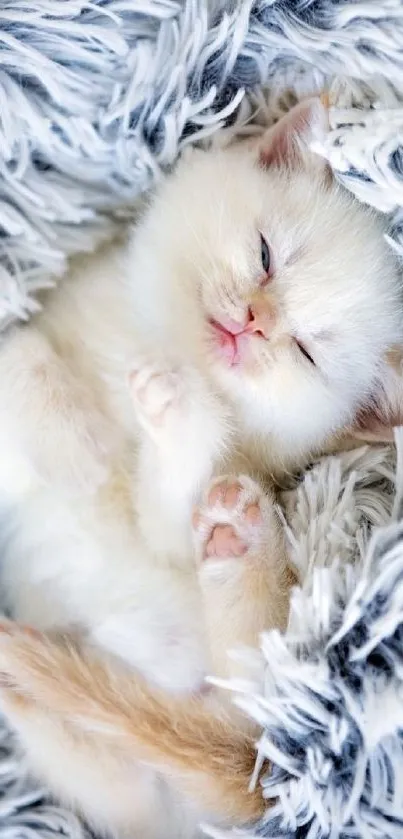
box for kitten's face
[138,101,403,454]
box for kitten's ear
[350,347,403,444]
[258,97,329,172]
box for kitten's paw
[129,359,188,434]
[193,475,272,570]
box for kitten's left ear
[349,346,403,444]
[258,97,329,173]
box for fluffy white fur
[0,99,402,839]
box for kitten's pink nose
[246,296,277,339]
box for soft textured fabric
[1,2,403,839]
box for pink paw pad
[206,524,247,558]
[193,475,265,563]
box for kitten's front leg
[193,474,294,681]
[129,358,230,558]
[0,328,113,494]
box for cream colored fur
[0,99,402,839]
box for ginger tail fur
[0,624,268,824]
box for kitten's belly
[0,490,113,629]
[0,485,209,693]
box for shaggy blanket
[1,1,403,839]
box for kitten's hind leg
[194,475,294,680]
[129,357,230,558]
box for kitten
[0,97,402,838]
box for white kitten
[0,98,401,839]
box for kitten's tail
[0,623,267,824]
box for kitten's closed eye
[295,339,315,366]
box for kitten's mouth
[208,319,248,367]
